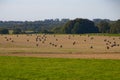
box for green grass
[84,33,120,36]
[54,33,120,36]
[53,33,120,37]
[0,56,120,80]
[9,30,13,34]
[97,33,120,36]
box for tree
[71,22,80,34]
[52,27,62,34]
[0,19,68,34]
[0,28,9,34]
[62,18,98,34]
[62,21,75,34]
[12,28,22,34]
[110,20,120,33]
[97,21,110,33]
[41,29,49,33]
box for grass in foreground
[0,56,120,80]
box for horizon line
[0,18,119,21]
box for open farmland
[0,34,120,53]
[0,34,120,79]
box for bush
[0,28,9,34]
[12,28,22,34]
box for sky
[0,0,120,21]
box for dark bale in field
[90,46,93,49]
[36,44,39,47]
[11,40,14,43]
[84,40,86,42]
[87,35,90,37]
[27,39,29,42]
[36,38,38,42]
[60,45,63,48]
[90,37,94,40]
[106,43,109,45]
[9,38,12,40]
[39,38,41,41]
[117,44,119,46]
[113,38,115,40]
[4,37,7,39]
[73,41,76,45]
[49,42,52,45]
[54,45,57,47]
[52,43,55,46]
[56,39,58,41]
[107,46,110,49]
[42,41,44,44]
[109,42,111,44]
[104,39,107,42]
[6,39,9,41]
[44,39,46,41]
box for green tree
[97,21,110,33]
[62,18,98,34]
[110,20,120,33]
[0,28,9,34]
[52,27,62,34]
[71,22,80,34]
[12,28,22,34]
[62,21,74,34]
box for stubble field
[0,34,120,59]
[0,34,120,52]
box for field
[0,34,120,54]
[0,56,120,80]
[0,34,120,79]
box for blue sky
[0,0,120,21]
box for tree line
[0,18,120,34]
[0,19,69,34]
[53,18,120,34]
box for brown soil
[0,52,120,59]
